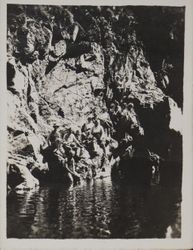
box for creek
[7,177,181,238]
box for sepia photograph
[1,0,193,249]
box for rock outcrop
[7,5,184,189]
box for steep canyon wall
[7,5,184,188]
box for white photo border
[0,0,193,249]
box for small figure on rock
[81,116,94,139]
[48,124,61,147]
[91,119,104,143]
[91,119,107,158]
[63,127,82,149]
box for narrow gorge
[7,5,184,189]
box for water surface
[7,178,181,238]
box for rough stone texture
[7,5,183,188]
[7,41,108,189]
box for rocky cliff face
[7,5,184,189]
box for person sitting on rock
[91,119,107,159]
[63,127,82,149]
[52,138,65,161]
[91,119,104,143]
[48,124,61,147]
[81,116,94,139]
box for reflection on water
[7,179,181,238]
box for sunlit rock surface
[7,5,183,189]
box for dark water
[7,178,181,238]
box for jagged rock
[7,5,183,187]
[7,59,27,95]
[7,161,39,190]
[39,42,105,128]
